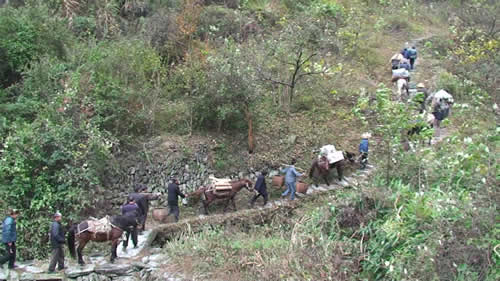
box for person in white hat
[413,83,429,113]
[359,133,371,169]
[48,212,65,273]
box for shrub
[0,4,70,87]
[197,6,244,41]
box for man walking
[121,196,139,250]
[281,159,302,200]
[129,184,160,231]
[48,212,65,273]
[0,209,18,269]
[250,171,268,207]
[407,46,417,70]
[166,178,186,222]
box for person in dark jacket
[48,212,65,273]
[400,60,411,71]
[166,178,186,222]
[250,171,268,207]
[0,209,19,269]
[121,196,139,250]
[401,47,408,59]
[129,184,159,231]
[407,46,417,70]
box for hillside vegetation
[0,0,498,280]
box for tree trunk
[245,108,255,154]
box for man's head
[54,211,62,222]
[9,209,19,219]
[291,158,297,165]
[261,170,268,177]
[127,195,135,204]
[171,177,179,184]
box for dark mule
[188,179,252,215]
[404,120,433,150]
[309,151,356,186]
[68,214,139,265]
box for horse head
[344,151,356,163]
[240,178,253,191]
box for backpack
[408,49,417,59]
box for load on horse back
[390,53,404,70]
[392,68,410,102]
[68,214,139,265]
[309,145,356,186]
[188,178,252,215]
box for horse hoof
[79,262,85,266]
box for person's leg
[8,242,15,268]
[282,182,290,197]
[48,248,58,272]
[290,182,296,200]
[57,247,65,270]
[262,191,268,205]
[0,243,10,265]
[173,206,180,222]
[131,227,138,248]
[249,193,259,206]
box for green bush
[197,6,245,41]
[0,4,70,87]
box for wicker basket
[296,182,309,193]
[272,175,285,188]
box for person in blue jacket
[359,133,370,169]
[250,171,268,207]
[0,209,19,269]
[281,159,302,200]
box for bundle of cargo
[319,144,344,164]
[391,68,410,82]
[209,176,233,193]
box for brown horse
[188,178,252,215]
[68,214,139,265]
[309,151,356,186]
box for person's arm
[176,186,186,198]
[292,167,302,177]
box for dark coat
[50,221,65,248]
[130,192,148,216]
[167,183,185,206]
[121,203,139,217]
[254,175,267,195]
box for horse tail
[68,224,77,259]
[309,160,316,178]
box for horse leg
[223,199,231,213]
[77,239,87,265]
[232,196,237,211]
[337,165,344,181]
[323,174,330,186]
[202,200,209,215]
[110,238,119,263]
